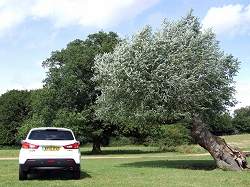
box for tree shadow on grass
[119,159,217,171]
[27,170,91,180]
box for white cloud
[229,78,250,113]
[78,0,141,28]
[235,79,250,107]
[8,71,45,92]
[202,4,250,37]
[25,42,36,49]
[0,73,43,95]
[3,59,47,93]
[0,0,161,38]
[0,0,31,38]
[30,0,84,27]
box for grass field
[1,134,250,187]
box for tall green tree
[41,31,121,153]
[0,90,32,145]
[233,106,250,133]
[93,11,247,170]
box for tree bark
[91,136,102,154]
[190,115,249,171]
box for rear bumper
[20,158,80,172]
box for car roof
[29,127,72,131]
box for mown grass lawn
[1,134,250,187]
[1,155,250,187]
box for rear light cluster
[21,142,79,149]
[22,142,39,149]
[63,142,79,149]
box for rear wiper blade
[50,138,64,140]
[46,138,64,140]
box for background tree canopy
[0,90,32,145]
[40,31,121,152]
[233,106,250,133]
[42,33,119,112]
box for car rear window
[28,129,74,140]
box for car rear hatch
[24,128,78,157]
[27,140,77,157]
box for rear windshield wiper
[46,138,64,140]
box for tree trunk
[91,136,102,154]
[190,115,249,171]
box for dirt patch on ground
[0,153,212,160]
[0,157,18,160]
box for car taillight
[63,142,79,149]
[22,142,39,149]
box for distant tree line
[0,88,249,148]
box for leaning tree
[93,11,248,170]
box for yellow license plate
[44,147,60,151]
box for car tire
[72,170,80,179]
[19,167,28,180]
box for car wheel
[19,167,28,180]
[72,170,80,179]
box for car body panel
[18,127,81,180]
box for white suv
[19,127,81,180]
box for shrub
[143,123,194,147]
[109,136,134,147]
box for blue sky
[0,0,249,112]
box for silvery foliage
[93,11,240,124]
